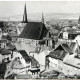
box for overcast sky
[0,1,80,17]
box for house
[0,48,11,62]
[45,43,72,69]
[4,50,32,78]
[16,4,51,54]
[8,32,18,42]
[58,29,80,43]
[11,50,31,68]
[4,50,41,78]
[46,42,80,77]
[46,49,68,72]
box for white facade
[4,51,31,78]
[34,50,50,65]
[49,53,80,76]
[15,38,39,54]
[12,51,31,68]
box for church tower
[22,3,28,23]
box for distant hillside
[0,13,79,22]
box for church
[16,4,52,54]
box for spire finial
[23,3,28,23]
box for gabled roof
[19,50,31,62]
[30,56,39,68]
[0,48,11,55]
[47,50,67,61]
[54,43,72,53]
[12,57,25,69]
[19,22,48,40]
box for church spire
[23,3,28,23]
[41,12,44,23]
[78,16,80,24]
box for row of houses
[46,36,80,77]
[2,3,80,79]
[0,48,40,79]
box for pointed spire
[42,12,44,23]
[23,3,28,23]
[78,16,80,24]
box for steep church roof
[19,22,48,40]
[19,4,48,40]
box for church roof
[19,22,48,40]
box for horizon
[0,1,80,17]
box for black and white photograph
[0,0,80,79]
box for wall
[15,38,39,54]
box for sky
[0,1,80,17]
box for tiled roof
[47,50,67,61]
[19,50,31,62]
[0,48,11,55]
[30,56,39,68]
[19,22,48,40]
[55,43,72,53]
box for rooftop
[0,48,11,55]
[19,22,48,40]
[55,43,72,53]
[19,50,31,62]
[47,50,67,61]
